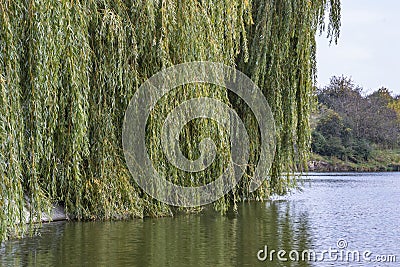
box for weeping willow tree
[0,0,340,241]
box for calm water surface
[1,173,399,266]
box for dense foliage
[0,0,340,241]
[312,76,400,161]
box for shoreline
[308,161,400,172]
[308,151,400,172]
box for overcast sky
[316,0,400,95]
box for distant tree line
[312,76,400,162]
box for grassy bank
[309,149,400,172]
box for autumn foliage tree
[313,76,400,161]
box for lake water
[1,173,399,266]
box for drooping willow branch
[0,0,340,241]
